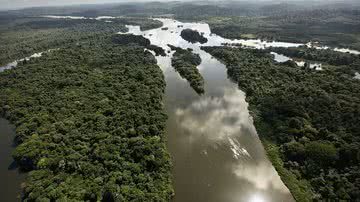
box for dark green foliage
[305,142,338,166]
[284,142,305,162]
[203,46,360,201]
[112,34,166,56]
[270,46,360,67]
[147,45,166,57]
[0,35,173,201]
[205,9,360,50]
[180,29,208,44]
[170,46,204,94]
[112,34,151,46]
[0,17,163,66]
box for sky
[0,0,357,10]
[1,0,123,10]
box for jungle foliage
[269,46,360,72]
[203,46,360,201]
[3,1,360,50]
[112,34,166,56]
[169,45,204,94]
[205,9,360,51]
[0,16,162,66]
[0,35,173,201]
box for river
[125,18,295,202]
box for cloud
[175,87,253,143]
[232,161,290,193]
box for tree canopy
[170,45,204,95]
[0,34,173,201]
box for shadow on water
[0,118,26,202]
[8,161,19,171]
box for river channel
[125,18,295,202]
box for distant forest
[2,1,360,50]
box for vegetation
[180,29,208,44]
[205,9,360,50]
[169,45,204,94]
[203,46,360,201]
[269,46,360,71]
[0,34,173,201]
[0,16,162,66]
[3,1,360,50]
[112,34,166,56]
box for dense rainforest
[169,45,204,94]
[269,46,360,72]
[203,46,360,201]
[0,34,173,201]
[205,10,360,51]
[0,16,162,66]
[4,1,359,50]
[111,34,166,56]
[180,29,208,44]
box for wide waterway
[125,18,295,202]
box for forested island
[180,29,208,44]
[0,34,173,201]
[203,46,360,201]
[169,45,204,94]
[112,34,166,56]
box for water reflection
[334,48,360,55]
[0,119,25,202]
[125,18,295,202]
[355,72,360,80]
[271,52,291,63]
[0,49,57,72]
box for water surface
[0,119,25,202]
[126,18,295,202]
